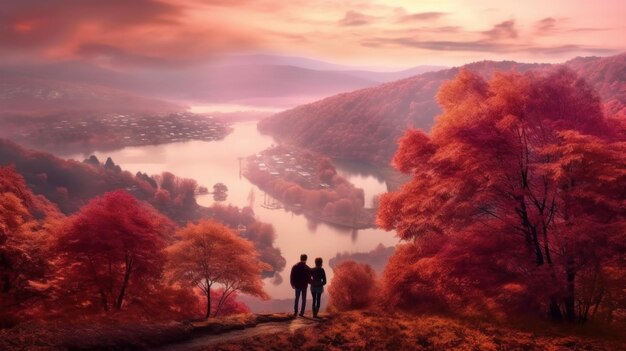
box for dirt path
[152,316,320,351]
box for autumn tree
[377,69,626,322]
[317,157,337,183]
[56,190,171,312]
[155,172,198,208]
[0,167,60,326]
[328,261,378,311]
[166,220,269,318]
[0,193,50,312]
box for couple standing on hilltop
[290,254,327,318]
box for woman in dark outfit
[310,257,327,318]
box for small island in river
[243,145,375,229]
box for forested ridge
[259,53,625,165]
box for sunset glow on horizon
[1,0,624,69]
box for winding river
[65,121,399,309]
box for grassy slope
[0,313,293,351]
[208,311,626,351]
[1,311,623,350]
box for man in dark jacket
[290,254,311,316]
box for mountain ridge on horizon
[0,54,447,111]
[2,52,622,118]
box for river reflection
[64,121,399,301]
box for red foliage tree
[56,190,171,313]
[328,261,378,311]
[377,69,626,322]
[166,220,269,318]
[380,240,449,314]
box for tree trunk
[99,289,109,312]
[549,297,563,321]
[205,288,212,319]
[531,226,544,266]
[564,260,576,322]
[517,199,544,265]
[590,288,604,319]
[215,288,235,317]
[115,253,133,310]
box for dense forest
[0,175,269,327]
[0,141,285,326]
[259,54,625,166]
[374,68,626,322]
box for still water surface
[66,122,398,301]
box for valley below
[58,120,398,305]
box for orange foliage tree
[377,69,626,322]
[166,220,269,318]
[55,190,172,313]
[328,261,378,311]
[0,167,60,326]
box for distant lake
[65,121,398,307]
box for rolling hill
[258,54,625,165]
[0,74,182,114]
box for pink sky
[1,0,624,69]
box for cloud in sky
[535,17,558,34]
[0,0,624,67]
[361,37,615,57]
[338,11,378,26]
[482,20,518,40]
[396,12,447,23]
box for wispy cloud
[482,20,518,40]
[535,17,558,33]
[361,38,515,52]
[396,12,447,23]
[338,10,378,26]
[361,36,617,56]
[534,17,617,36]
